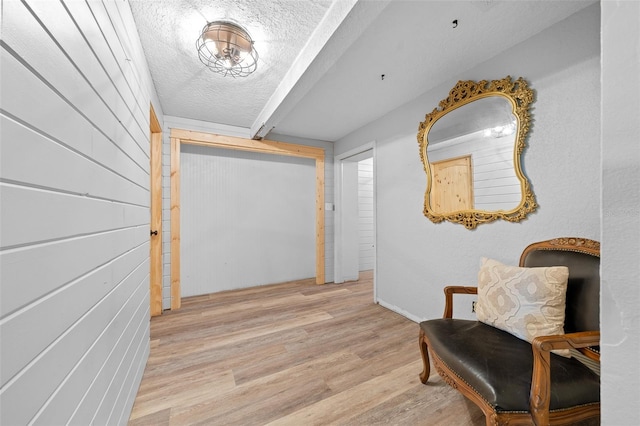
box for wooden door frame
[150,105,163,316]
[169,128,326,310]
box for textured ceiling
[129,0,595,142]
[129,0,334,128]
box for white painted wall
[336,5,601,319]
[600,1,640,423]
[0,0,161,424]
[180,145,316,295]
[358,158,375,271]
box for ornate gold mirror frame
[417,76,537,229]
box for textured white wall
[336,5,601,321]
[600,1,640,423]
[0,0,161,424]
[180,145,316,295]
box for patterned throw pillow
[475,257,571,357]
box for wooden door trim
[150,104,162,316]
[169,128,326,310]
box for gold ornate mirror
[417,76,537,229]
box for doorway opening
[169,129,326,309]
[335,143,376,300]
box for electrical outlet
[472,301,476,313]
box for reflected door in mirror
[430,156,473,213]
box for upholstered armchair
[418,238,600,425]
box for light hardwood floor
[129,271,484,425]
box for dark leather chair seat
[420,319,600,414]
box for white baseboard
[376,298,424,324]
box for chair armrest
[442,286,477,318]
[529,331,600,426]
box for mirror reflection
[417,77,537,229]
[427,96,520,213]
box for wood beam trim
[169,128,327,309]
[150,130,163,316]
[315,157,325,284]
[170,137,181,310]
[150,104,162,133]
[170,128,324,160]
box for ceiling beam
[250,0,391,140]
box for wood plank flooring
[129,271,484,425]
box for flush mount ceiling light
[196,21,258,77]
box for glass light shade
[196,21,258,77]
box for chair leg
[419,328,431,383]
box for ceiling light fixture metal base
[196,21,258,78]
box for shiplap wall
[358,158,374,271]
[180,145,316,295]
[0,1,159,424]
